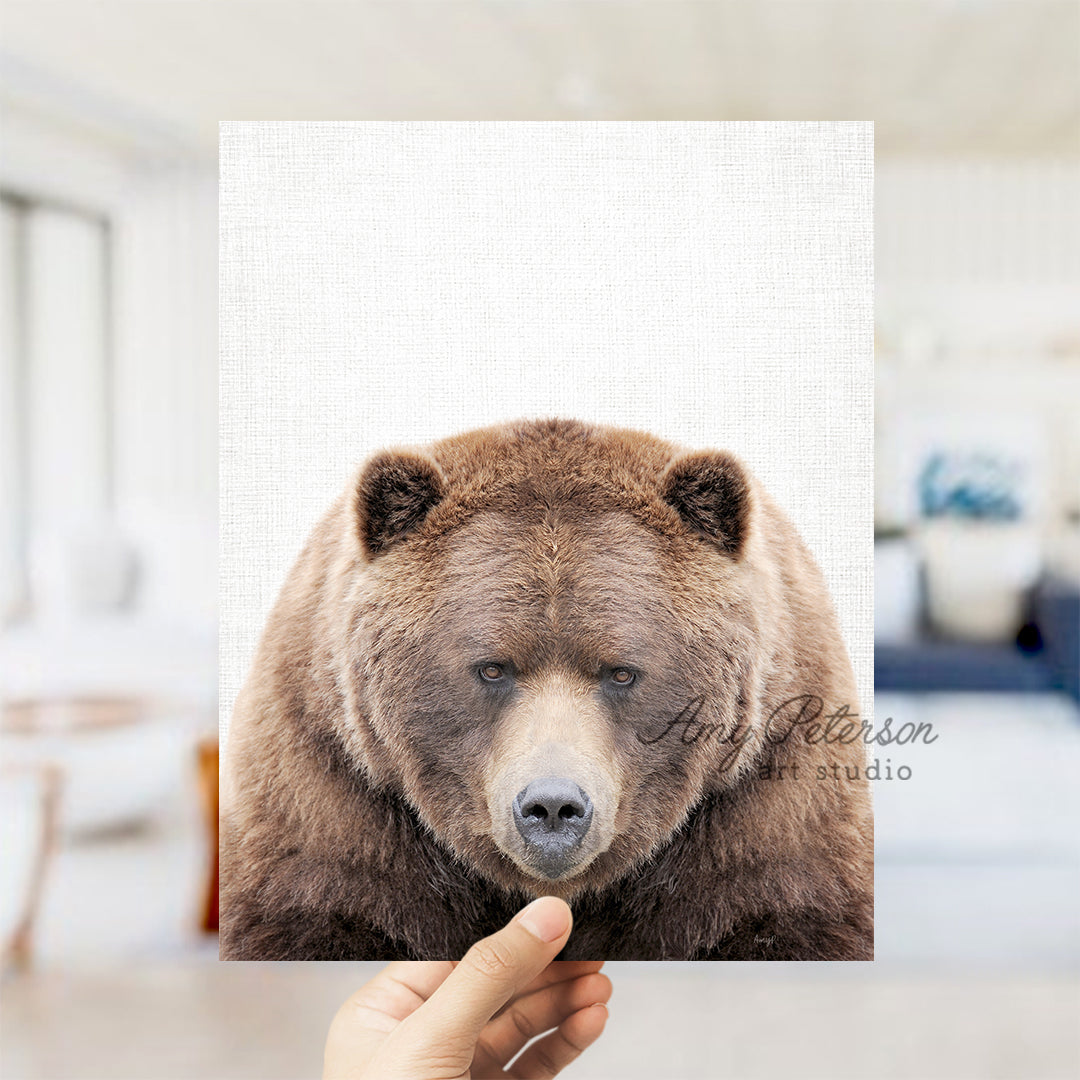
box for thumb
[401,897,572,1055]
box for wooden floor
[5,962,1079,1079]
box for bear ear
[356,451,446,559]
[660,450,751,557]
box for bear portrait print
[219,122,875,961]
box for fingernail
[516,897,570,942]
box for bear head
[332,418,779,898]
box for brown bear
[220,418,873,961]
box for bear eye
[478,663,506,683]
[609,668,636,687]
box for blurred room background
[1,2,1078,1078]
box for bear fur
[220,418,873,961]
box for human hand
[323,897,610,1079]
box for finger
[378,961,456,1005]
[506,1003,609,1079]
[340,961,455,1031]
[400,897,572,1052]
[492,960,606,1018]
[473,971,612,1073]
[380,960,456,997]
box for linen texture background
[220,120,873,738]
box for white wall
[876,159,1080,351]
[0,101,218,631]
[875,160,1080,538]
[112,164,218,626]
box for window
[0,192,112,624]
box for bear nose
[513,777,593,871]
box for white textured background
[220,121,873,737]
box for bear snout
[513,777,593,877]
